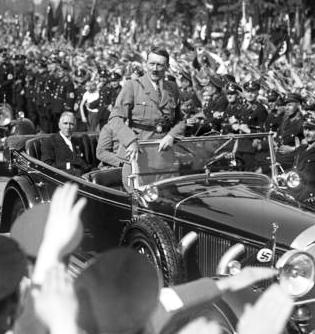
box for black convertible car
[1,132,315,333]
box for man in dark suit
[41,112,91,176]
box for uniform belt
[132,122,165,133]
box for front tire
[120,214,184,286]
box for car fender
[0,175,45,232]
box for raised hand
[237,284,293,334]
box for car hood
[152,175,315,248]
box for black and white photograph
[0,0,314,333]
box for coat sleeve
[96,125,124,167]
[109,80,137,148]
[149,278,221,334]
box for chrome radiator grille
[178,226,282,278]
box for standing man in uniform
[289,116,315,205]
[108,46,185,190]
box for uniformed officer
[221,82,244,134]
[51,62,75,132]
[73,67,90,132]
[201,74,228,133]
[108,71,122,108]
[108,46,185,190]
[265,90,285,132]
[97,67,112,129]
[277,93,304,170]
[34,59,50,133]
[0,49,14,104]
[289,116,315,205]
[11,54,26,114]
[239,80,268,133]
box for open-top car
[1,132,315,333]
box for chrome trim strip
[290,225,315,249]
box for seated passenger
[96,122,126,168]
[41,112,91,176]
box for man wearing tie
[106,46,185,190]
[41,112,91,176]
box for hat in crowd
[38,58,48,69]
[98,66,108,78]
[75,248,160,334]
[60,61,71,71]
[0,236,27,300]
[225,82,242,95]
[243,80,260,92]
[267,89,280,102]
[284,93,303,105]
[11,203,83,258]
[222,74,236,85]
[165,74,176,82]
[110,71,122,81]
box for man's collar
[59,131,72,145]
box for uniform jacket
[41,133,90,176]
[292,143,315,202]
[109,73,185,149]
[96,122,125,167]
[239,100,268,132]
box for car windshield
[134,133,276,187]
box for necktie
[156,85,161,103]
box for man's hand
[216,267,278,292]
[42,183,86,258]
[126,141,139,161]
[278,145,295,154]
[33,264,80,334]
[32,183,86,284]
[158,134,174,152]
[237,284,293,334]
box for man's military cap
[222,74,236,84]
[110,71,122,81]
[165,74,176,82]
[60,61,71,71]
[284,93,303,105]
[243,80,260,92]
[225,82,242,94]
[267,89,280,102]
[98,66,108,78]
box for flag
[46,0,64,41]
[268,33,290,67]
[258,41,265,67]
[46,1,54,40]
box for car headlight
[142,185,159,202]
[286,171,301,188]
[277,250,315,298]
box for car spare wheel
[120,214,184,286]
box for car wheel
[10,198,26,227]
[120,214,184,286]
